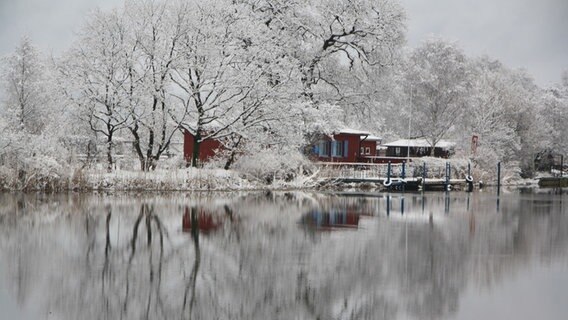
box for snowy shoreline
[0,166,540,192]
[0,167,320,192]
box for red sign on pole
[471,135,479,155]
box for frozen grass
[84,168,261,191]
[0,157,538,192]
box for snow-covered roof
[364,135,382,141]
[337,128,371,135]
[383,138,455,149]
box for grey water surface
[1,190,567,320]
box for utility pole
[407,84,412,162]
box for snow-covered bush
[18,155,68,191]
[233,146,315,185]
[157,154,187,170]
[0,131,72,190]
[84,168,257,191]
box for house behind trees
[183,130,223,165]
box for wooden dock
[327,177,469,191]
[316,162,473,191]
[538,177,568,188]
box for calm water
[1,190,568,320]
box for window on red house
[318,141,330,157]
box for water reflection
[0,191,568,319]
[182,207,222,233]
[300,210,361,230]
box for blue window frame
[331,140,348,157]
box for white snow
[383,138,456,149]
[337,128,372,135]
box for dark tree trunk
[224,136,242,170]
[191,130,201,168]
[106,133,114,172]
[129,123,147,171]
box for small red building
[183,129,223,164]
[360,135,382,157]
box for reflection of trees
[182,207,200,320]
[1,192,568,319]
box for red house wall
[183,130,223,163]
[360,140,377,156]
[316,133,364,163]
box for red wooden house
[183,129,223,164]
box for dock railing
[316,162,401,180]
[315,161,464,180]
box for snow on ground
[85,168,260,191]
[0,157,541,192]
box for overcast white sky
[400,0,568,87]
[1,0,567,86]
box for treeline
[0,0,567,187]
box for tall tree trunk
[224,136,242,170]
[106,133,114,172]
[130,123,147,171]
[191,130,201,168]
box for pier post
[561,155,564,177]
[497,162,501,212]
[422,162,426,191]
[387,161,392,191]
[466,162,473,192]
[445,162,451,191]
[497,162,501,195]
[401,161,406,192]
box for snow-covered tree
[61,0,197,171]
[170,0,286,168]
[243,0,406,103]
[120,0,193,171]
[459,58,522,167]
[405,38,470,155]
[1,36,50,134]
[541,73,568,158]
[231,101,345,180]
[0,37,71,189]
[59,8,134,171]
[508,71,547,177]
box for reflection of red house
[182,207,221,233]
[300,209,360,231]
[183,129,223,164]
